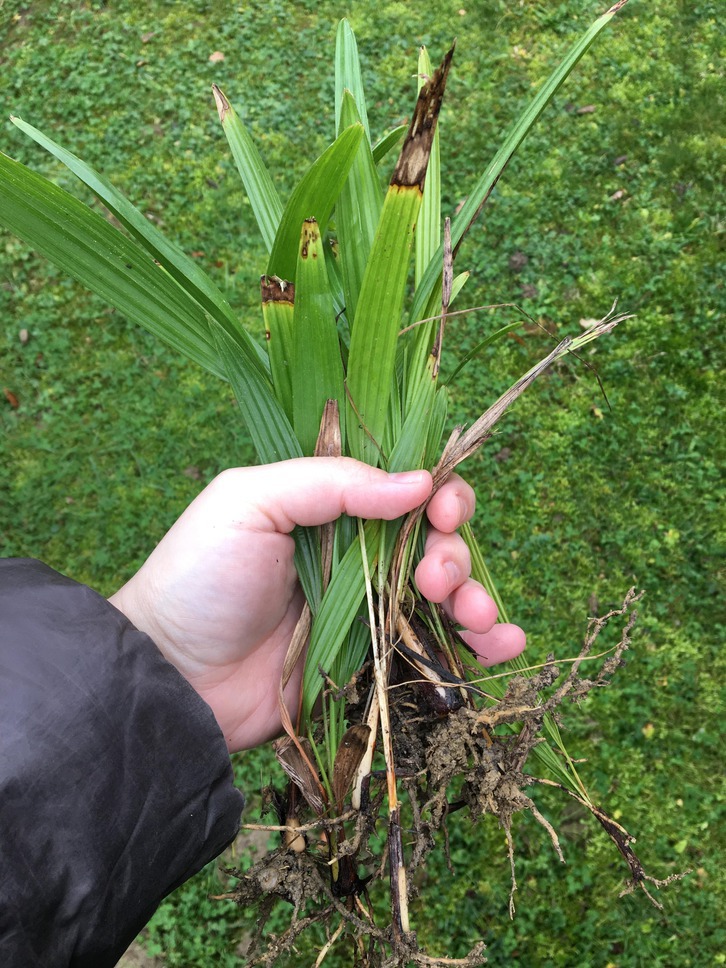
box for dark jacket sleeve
[0,559,245,968]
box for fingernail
[388,470,428,486]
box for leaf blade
[335,19,371,142]
[211,320,323,611]
[409,6,628,326]
[414,46,441,287]
[210,318,302,464]
[346,47,454,465]
[372,125,406,166]
[213,85,284,254]
[345,185,421,465]
[336,90,383,324]
[267,123,364,281]
[9,114,260,370]
[0,151,224,377]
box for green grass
[1,0,723,965]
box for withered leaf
[332,724,371,810]
[3,388,19,409]
[274,735,325,816]
[392,43,455,191]
[315,400,342,592]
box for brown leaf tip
[392,42,456,191]
[212,83,230,122]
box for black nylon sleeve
[0,559,245,967]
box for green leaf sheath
[330,616,370,691]
[267,123,364,281]
[408,5,626,330]
[345,184,422,466]
[291,219,347,455]
[261,275,295,419]
[302,520,379,720]
[424,384,449,467]
[210,319,301,465]
[302,499,414,720]
[0,151,225,378]
[336,91,383,324]
[387,356,437,473]
[211,320,323,610]
[213,85,283,255]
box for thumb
[215,458,432,533]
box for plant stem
[359,520,411,935]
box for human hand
[109,458,525,752]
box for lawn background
[1,1,723,965]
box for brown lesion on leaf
[260,274,295,305]
[391,43,455,191]
[300,218,320,260]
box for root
[220,587,686,964]
[595,809,692,909]
[518,792,565,865]
[503,819,517,919]
[530,776,691,910]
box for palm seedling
[0,2,684,963]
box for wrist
[109,582,236,748]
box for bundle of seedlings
[0,2,686,964]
